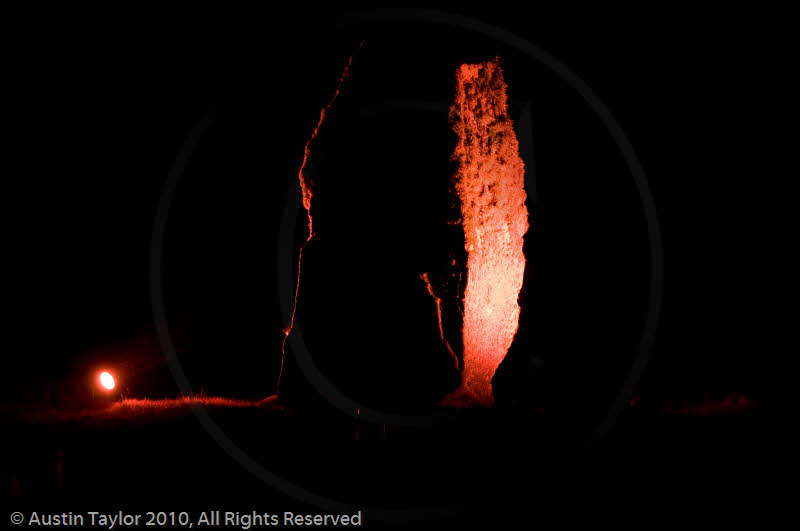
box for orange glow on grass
[99,371,115,391]
[449,58,529,405]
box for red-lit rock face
[420,272,458,370]
[282,52,527,408]
[449,59,529,405]
[279,49,360,391]
[297,52,358,237]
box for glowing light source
[99,371,115,391]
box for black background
[4,6,775,524]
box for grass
[15,394,286,424]
[110,395,264,411]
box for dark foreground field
[3,393,766,527]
